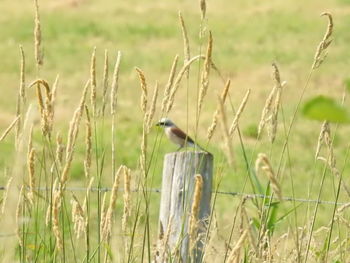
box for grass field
[1,0,350,262]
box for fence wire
[1,186,348,206]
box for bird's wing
[170,126,195,144]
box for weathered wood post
[156,151,213,262]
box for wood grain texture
[157,151,213,262]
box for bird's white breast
[165,127,184,147]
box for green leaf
[344,78,350,93]
[302,96,350,123]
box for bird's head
[156,118,174,128]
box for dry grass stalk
[178,12,190,77]
[315,121,329,160]
[61,81,89,186]
[50,75,59,122]
[200,0,206,20]
[240,201,257,255]
[198,31,213,115]
[218,96,235,166]
[52,190,63,250]
[51,132,64,174]
[28,79,53,136]
[27,147,36,204]
[140,122,148,180]
[189,174,203,251]
[166,55,202,113]
[19,45,26,103]
[161,54,179,113]
[16,185,24,248]
[207,79,231,140]
[136,67,148,113]
[101,165,123,241]
[34,0,43,66]
[229,89,251,136]
[312,13,333,69]
[45,178,58,226]
[90,47,97,116]
[102,49,109,114]
[146,82,159,132]
[255,153,282,201]
[155,216,174,262]
[82,177,95,212]
[268,63,285,143]
[122,166,131,233]
[0,116,20,142]
[227,229,248,263]
[258,88,276,138]
[84,106,92,178]
[337,203,350,213]
[71,194,85,239]
[15,95,21,148]
[315,121,339,170]
[110,51,122,115]
[1,176,13,214]
[258,63,285,141]
[100,191,108,238]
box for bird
[156,118,206,151]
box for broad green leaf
[302,96,350,123]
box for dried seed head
[90,47,97,116]
[255,153,282,201]
[227,229,248,263]
[52,191,63,250]
[28,79,53,137]
[71,194,85,239]
[161,55,179,113]
[258,63,285,141]
[19,45,26,103]
[102,165,123,241]
[110,51,122,115]
[27,148,36,204]
[229,89,251,136]
[16,186,24,248]
[198,32,213,115]
[218,96,234,166]
[178,12,190,77]
[1,176,13,214]
[50,75,59,121]
[34,0,43,66]
[54,132,64,169]
[0,116,20,142]
[146,82,159,132]
[84,106,92,178]
[102,49,109,115]
[61,81,89,186]
[122,166,131,233]
[312,12,333,69]
[207,79,231,140]
[166,55,202,113]
[136,67,148,113]
[189,174,203,248]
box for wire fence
[1,186,348,206]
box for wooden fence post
[156,151,213,262]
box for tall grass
[0,1,349,262]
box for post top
[165,150,213,159]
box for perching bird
[156,118,206,151]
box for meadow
[0,0,350,262]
